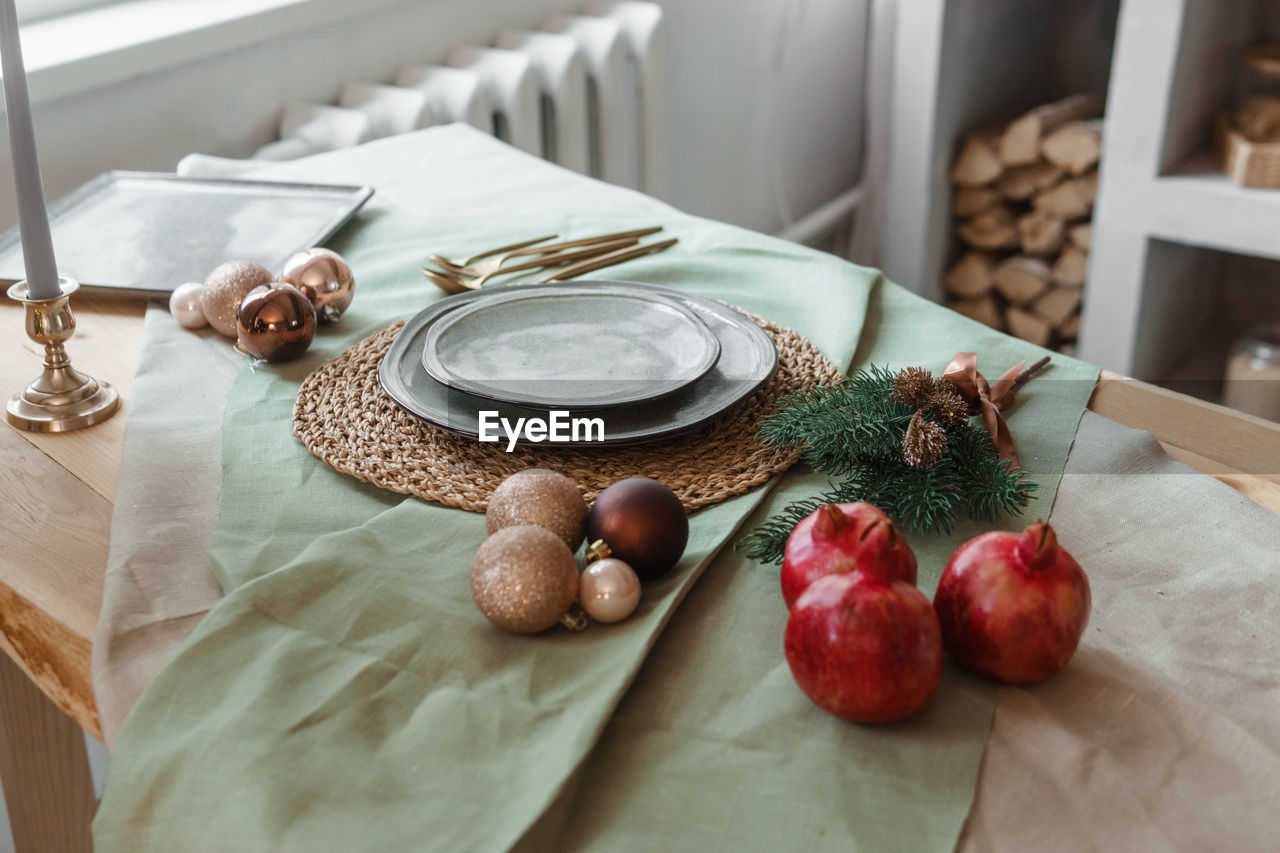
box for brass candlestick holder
[6,277,119,432]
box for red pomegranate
[934,521,1091,685]
[780,503,917,609]
[785,572,943,723]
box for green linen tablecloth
[93,204,1097,851]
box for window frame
[16,0,121,25]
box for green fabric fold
[94,211,1095,852]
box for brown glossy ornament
[280,247,355,323]
[202,260,274,337]
[585,478,689,582]
[470,525,579,634]
[236,282,316,362]
[487,468,588,551]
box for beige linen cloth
[94,125,1280,849]
[961,412,1280,851]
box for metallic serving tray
[0,171,373,298]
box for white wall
[2,0,869,237]
[660,0,867,233]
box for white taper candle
[0,0,60,300]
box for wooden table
[2,294,1279,852]
[0,293,144,852]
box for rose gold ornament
[470,525,579,634]
[202,260,274,337]
[579,557,641,623]
[236,282,316,362]
[280,247,354,322]
[486,468,588,551]
[169,281,208,329]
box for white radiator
[252,2,666,199]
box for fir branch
[741,487,845,564]
[758,366,918,475]
[948,426,1037,521]
[746,362,1042,563]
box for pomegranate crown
[1017,520,1059,569]
[813,504,847,538]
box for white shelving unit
[884,0,1280,396]
[882,0,1119,301]
[1080,0,1280,380]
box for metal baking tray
[0,171,373,299]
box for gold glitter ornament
[486,468,588,551]
[470,525,579,633]
[202,260,274,337]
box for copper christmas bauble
[470,525,579,634]
[280,247,354,322]
[236,282,316,362]
[202,260,274,337]
[487,468,588,551]
[585,478,689,582]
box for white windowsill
[8,0,412,111]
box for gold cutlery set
[421,227,676,293]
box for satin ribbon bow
[942,352,1024,466]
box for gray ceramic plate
[379,280,778,447]
[420,284,722,409]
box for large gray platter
[0,172,373,298]
[420,284,722,410]
[379,281,778,447]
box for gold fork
[431,234,558,269]
[423,236,642,294]
[533,237,679,283]
[429,226,664,279]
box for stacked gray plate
[378,280,778,447]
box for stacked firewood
[944,94,1104,351]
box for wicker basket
[1216,113,1280,189]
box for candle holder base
[6,278,119,433]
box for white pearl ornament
[169,281,209,329]
[579,558,641,623]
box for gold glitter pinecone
[926,385,973,431]
[891,366,937,408]
[903,411,948,469]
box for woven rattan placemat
[293,312,843,512]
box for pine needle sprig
[741,486,846,564]
[948,426,1038,521]
[746,362,1041,563]
[843,458,961,534]
[759,366,913,475]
